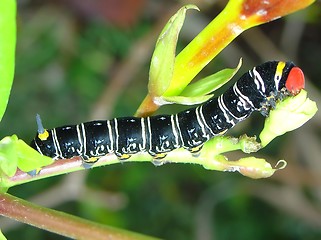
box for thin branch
[5,135,276,189]
[0,192,160,240]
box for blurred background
[1,0,321,239]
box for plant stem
[0,192,160,240]
[135,94,159,118]
[4,135,268,189]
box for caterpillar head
[30,131,58,159]
[248,61,305,116]
[30,114,59,159]
[253,61,305,97]
[284,65,305,95]
[272,61,305,96]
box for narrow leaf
[17,139,54,172]
[0,136,18,178]
[0,230,7,240]
[159,94,213,106]
[0,0,16,122]
[180,58,242,97]
[0,135,53,179]
[148,4,199,96]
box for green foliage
[0,136,19,178]
[148,7,243,107]
[180,58,242,97]
[160,59,242,105]
[0,0,16,122]
[0,135,53,190]
[0,230,7,240]
[0,1,53,192]
[160,59,242,106]
[260,90,318,146]
[0,1,319,239]
[149,5,199,97]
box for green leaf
[180,58,242,97]
[160,94,213,106]
[151,59,242,106]
[0,135,53,179]
[16,139,54,172]
[0,136,19,178]
[0,0,16,122]
[0,230,7,240]
[148,4,199,96]
[260,90,318,147]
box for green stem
[0,192,160,240]
[4,135,263,189]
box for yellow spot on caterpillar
[154,153,167,159]
[119,154,131,160]
[38,130,49,141]
[276,61,286,78]
[219,129,228,135]
[85,157,100,163]
[190,145,203,153]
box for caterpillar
[30,61,305,164]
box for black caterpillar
[31,61,305,163]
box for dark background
[1,0,321,239]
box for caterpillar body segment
[30,61,305,163]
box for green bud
[260,90,318,147]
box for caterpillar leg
[119,154,131,160]
[151,153,168,166]
[82,156,101,169]
[152,159,166,166]
[27,168,42,176]
[153,153,167,159]
[189,145,203,157]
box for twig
[0,192,160,240]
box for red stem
[0,192,160,240]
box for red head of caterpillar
[285,66,305,95]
